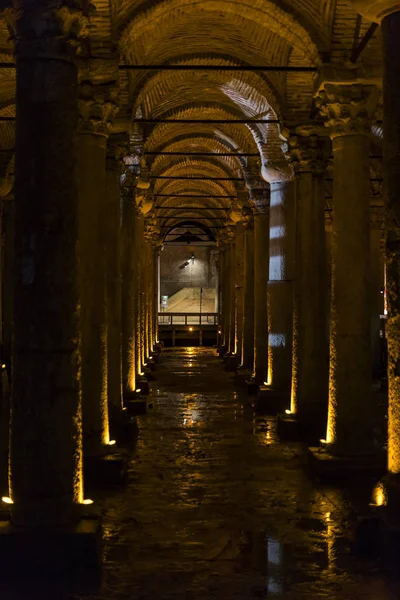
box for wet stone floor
[6,348,400,599]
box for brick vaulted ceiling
[0,0,383,237]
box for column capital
[315,83,379,138]
[250,187,270,214]
[6,1,92,60]
[106,132,130,169]
[78,80,119,136]
[287,134,330,174]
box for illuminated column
[252,189,270,384]
[234,220,245,360]
[10,2,87,526]
[154,246,161,345]
[220,244,229,349]
[289,135,329,432]
[144,239,151,360]
[370,209,384,376]
[241,215,255,369]
[267,178,296,392]
[105,135,127,430]
[121,170,137,398]
[134,209,143,376]
[317,82,377,455]
[381,9,400,512]
[228,230,236,354]
[77,81,117,454]
[137,212,146,367]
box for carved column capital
[7,1,93,60]
[250,187,270,215]
[287,134,330,174]
[78,81,119,136]
[315,83,379,138]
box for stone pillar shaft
[105,144,124,426]
[77,130,109,454]
[290,139,328,430]
[253,200,270,383]
[10,6,85,526]
[242,222,254,369]
[228,241,236,354]
[327,133,372,454]
[235,222,244,360]
[382,11,400,475]
[267,181,295,391]
[121,193,137,396]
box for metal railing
[158,312,218,325]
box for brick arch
[118,0,326,63]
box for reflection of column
[10,3,86,526]
[105,136,126,431]
[289,135,329,433]
[234,221,245,360]
[252,190,270,384]
[121,176,137,397]
[242,216,254,369]
[267,180,295,392]
[370,210,384,376]
[77,81,116,455]
[317,82,377,456]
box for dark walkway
[71,348,398,600]
[9,348,397,599]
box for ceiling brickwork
[0,0,384,237]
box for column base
[84,450,129,487]
[143,367,156,381]
[234,368,253,388]
[137,377,151,395]
[307,446,386,483]
[217,345,227,357]
[115,412,139,446]
[151,352,161,364]
[145,358,156,371]
[0,517,101,578]
[224,354,240,372]
[276,412,326,444]
[125,396,148,415]
[246,378,259,396]
[255,386,289,414]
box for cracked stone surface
[5,347,400,598]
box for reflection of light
[218,330,221,334]
[189,327,193,331]
[371,481,387,507]
[108,440,116,446]
[325,512,331,522]
[267,538,281,566]
[285,409,291,415]
[266,431,271,440]
[269,256,284,280]
[269,225,285,240]
[1,364,5,369]
[83,499,94,505]
[2,497,13,504]
[136,388,141,393]
[269,333,286,348]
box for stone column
[137,213,146,368]
[228,233,236,354]
[77,81,117,455]
[370,209,385,376]
[121,167,138,398]
[316,82,378,456]
[267,179,296,393]
[105,135,127,433]
[234,221,245,360]
[381,9,400,505]
[241,215,255,369]
[134,209,143,376]
[288,135,329,435]
[10,2,88,526]
[153,246,160,346]
[252,190,270,384]
[220,244,229,350]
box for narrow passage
[78,348,398,600]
